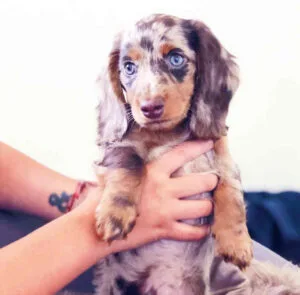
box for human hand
[77,140,217,255]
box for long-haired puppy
[94,14,253,295]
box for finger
[171,199,213,220]
[150,140,213,175]
[168,173,218,198]
[168,222,210,241]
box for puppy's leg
[95,146,144,242]
[212,136,253,269]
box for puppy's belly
[94,191,214,295]
[95,229,214,295]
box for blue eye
[168,53,185,67]
[124,62,137,75]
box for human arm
[0,140,217,295]
[0,141,77,220]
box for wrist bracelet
[67,181,97,212]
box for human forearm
[0,142,77,219]
[0,187,110,295]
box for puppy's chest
[127,133,216,176]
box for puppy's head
[98,14,239,143]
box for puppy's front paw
[214,226,253,270]
[95,196,137,243]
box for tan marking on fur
[95,168,143,241]
[159,43,176,56]
[212,136,253,270]
[158,70,195,126]
[109,50,124,101]
[127,48,142,61]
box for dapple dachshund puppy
[94,14,253,295]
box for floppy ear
[97,36,129,145]
[183,20,239,139]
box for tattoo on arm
[48,192,71,213]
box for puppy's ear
[182,20,239,139]
[97,35,129,145]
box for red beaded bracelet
[67,181,97,212]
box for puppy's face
[101,14,239,142]
[119,15,196,131]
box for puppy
[94,14,253,295]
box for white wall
[0,0,299,191]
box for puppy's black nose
[140,99,164,119]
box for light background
[0,0,299,191]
